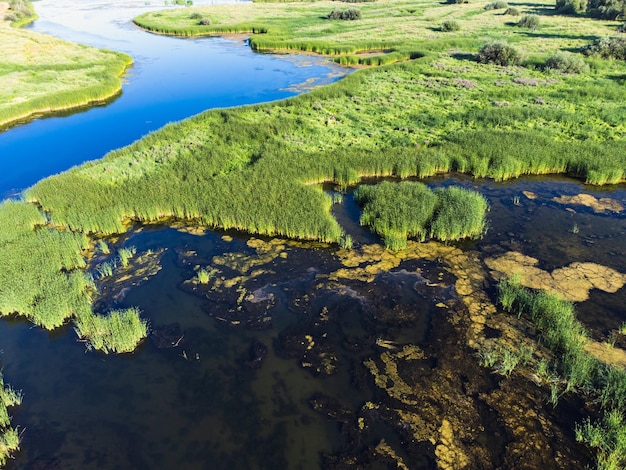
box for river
[0,0,347,198]
[0,1,625,469]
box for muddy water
[0,176,624,468]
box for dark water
[0,176,621,468]
[0,0,347,197]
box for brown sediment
[552,193,624,213]
[585,340,626,369]
[485,251,626,302]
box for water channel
[0,1,625,469]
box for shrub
[189,12,202,20]
[485,1,508,10]
[477,41,521,65]
[618,23,626,33]
[447,0,469,3]
[441,20,461,31]
[3,13,17,22]
[198,17,211,25]
[555,0,587,14]
[504,7,520,15]
[584,36,626,59]
[517,14,540,28]
[544,51,589,73]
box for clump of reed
[354,181,487,250]
[497,277,626,468]
[0,372,21,466]
[74,307,148,354]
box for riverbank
[0,6,131,130]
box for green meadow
[0,3,131,129]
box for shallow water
[0,176,622,468]
[0,0,347,197]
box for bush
[198,17,211,25]
[327,7,362,20]
[504,7,520,15]
[477,41,521,65]
[485,1,508,10]
[544,51,589,73]
[584,36,626,59]
[555,0,587,14]
[517,14,540,28]
[441,20,461,31]
[447,0,469,3]
[189,12,202,20]
[3,13,17,22]
[619,23,626,33]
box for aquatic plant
[576,411,626,470]
[196,268,211,284]
[118,246,137,268]
[355,182,487,249]
[74,307,148,354]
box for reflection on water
[0,177,622,468]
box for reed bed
[498,278,626,469]
[354,181,487,249]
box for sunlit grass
[0,11,131,129]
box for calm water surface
[1,2,626,468]
[0,0,347,197]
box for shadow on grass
[517,31,599,40]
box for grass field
[0,6,131,129]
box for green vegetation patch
[355,182,487,249]
[0,10,131,129]
[0,372,20,467]
[497,277,626,470]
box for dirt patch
[0,2,9,21]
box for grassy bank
[134,0,624,64]
[0,5,131,130]
[497,278,626,470]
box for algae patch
[486,251,626,302]
[553,193,624,213]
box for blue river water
[0,0,347,197]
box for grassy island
[0,1,131,130]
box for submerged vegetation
[355,182,487,249]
